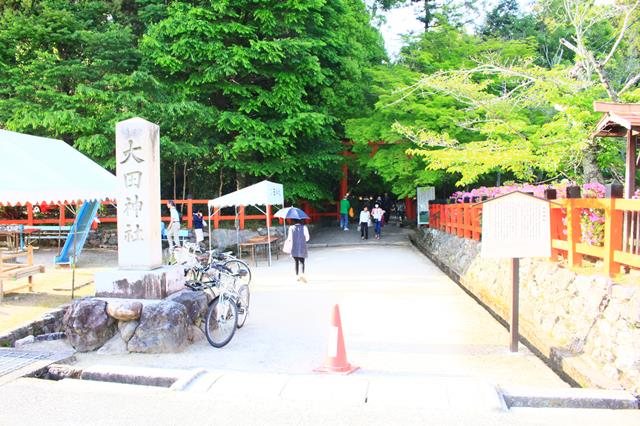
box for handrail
[429,198,640,278]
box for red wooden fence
[0,199,340,230]
[430,198,640,278]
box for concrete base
[500,385,639,409]
[94,266,184,299]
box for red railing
[0,199,340,229]
[429,202,482,241]
[430,198,640,278]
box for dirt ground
[0,248,117,334]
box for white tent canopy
[208,180,284,209]
[207,180,284,266]
[0,129,117,206]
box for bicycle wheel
[204,296,237,348]
[236,284,250,329]
[223,259,252,286]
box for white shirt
[359,210,371,224]
[169,205,180,223]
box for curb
[499,385,639,409]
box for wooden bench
[0,246,45,302]
[24,225,72,248]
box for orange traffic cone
[314,304,359,374]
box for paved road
[68,226,565,386]
[308,220,413,247]
[3,226,639,424]
[1,376,640,426]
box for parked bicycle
[174,242,252,287]
[185,262,250,347]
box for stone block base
[94,266,185,299]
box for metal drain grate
[0,349,53,377]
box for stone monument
[95,118,184,298]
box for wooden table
[0,229,21,252]
[0,245,45,302]
[239,235,280,266]
[0,228,41,251]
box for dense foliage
[348,0,640,198]
[2,0,640,202]
[0,0,384,201]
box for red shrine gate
[337,141,416,221]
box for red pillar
[59,203,66,226]
[186,200,193,228]
[239,205,245,230]
[214,209,220,229]
[340,163,348,199]
[405,197,415,221]
[27,203,33,226]
[266,204,271,227]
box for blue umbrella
[274,206,310,220]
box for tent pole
[267,204,272,266]
[235,206,240,256]
[208,204,212,252]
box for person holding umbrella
[275,207,311,283]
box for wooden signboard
[417,186,436,226]
[481,192,551,259]
[479,191,553,352]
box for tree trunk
[235,172,246,191]
[218,169,224,197]
[424,0,432,31]
[582,139,604,183]
[181,162,187,214]
[172,161,177,201]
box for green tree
[0,0,216,200]
[372,0,478,30]
[142,0,385,201]
[346,22,542,196]
[401,62,601,186]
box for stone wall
[411,228,640,395]
[86,227,289,250]
[0,306,67,347]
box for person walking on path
[382,192,393,224]
[167,200,181,250]
[192,210,205,245]
[287,219,310,283]
[359,206,371,240]
[339,194,351,231]
[396,200,406,224]
[371,203,385,240]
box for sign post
[417,187,436,226]
[480,192,553,353]
[95,117,184,299]
[510,257,519,352]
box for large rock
[118,320,139,342]
[107,300,143,321]
[167,290,208,324]
[64,299,116,352]
[97,334,129,355]
[128,301,189,353]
